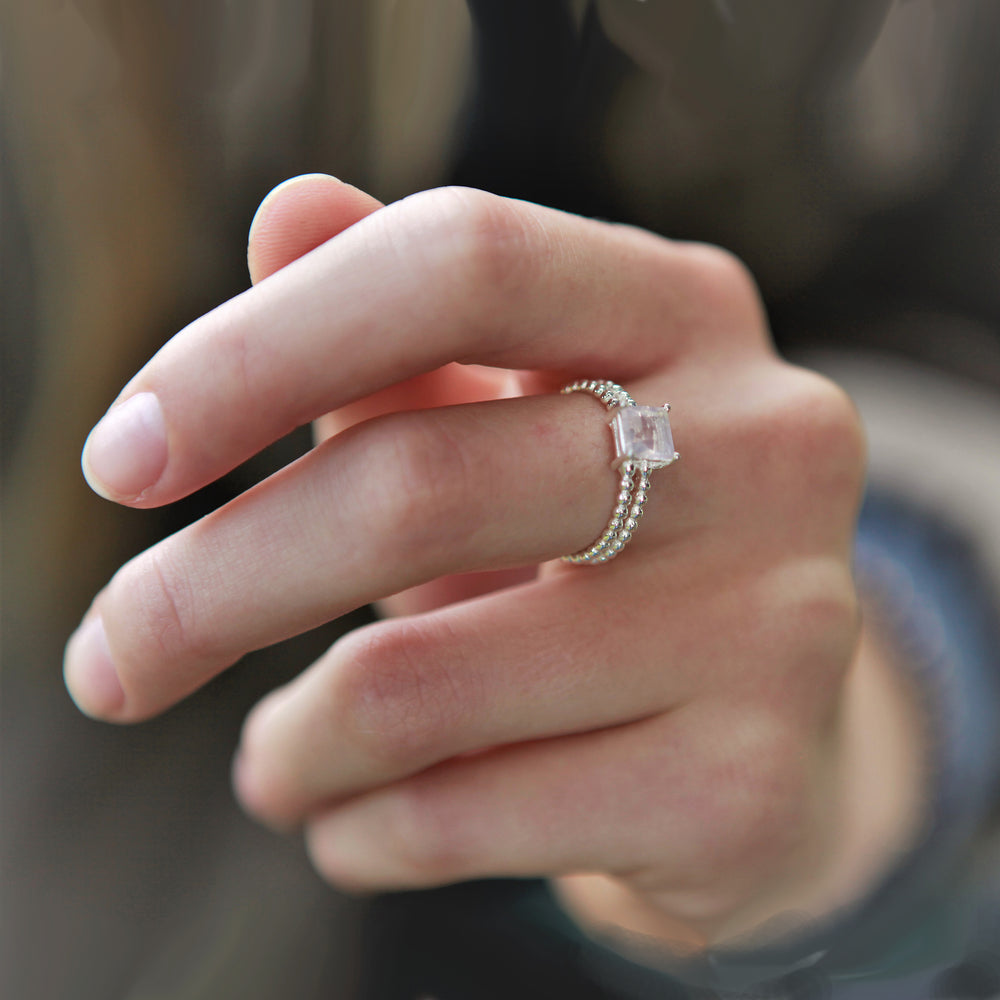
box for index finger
[81,186,765,507]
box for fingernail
[82,392,167,500]
[64,616,125,718]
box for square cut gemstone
[611,405,675,465]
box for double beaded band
[561,380,679,565]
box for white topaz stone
[611,405,675,465]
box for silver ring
[560,380,679,565]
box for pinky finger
[303,705,799,905]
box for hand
[64,176,920,950]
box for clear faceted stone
[611,405,675,465]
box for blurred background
[3,2,1000,997]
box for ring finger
[65,389,706,722]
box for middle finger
[80,187,765,507]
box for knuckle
[649,732,812,925]
[703,723,812,873]
[689,241,754,290]
[681,242,767,339]
[744,560,859,715]
[211,297,292,427]
[234,694,304,824]
[359,415,481,564]
[304,828,341,888]
[788,561,861,687]
[217,310,254,408]
[739,366,867,506]
[305,823,370,892]
[305,781,473,891]
[106,544,203,673]
[792,559,860,640]
[785,369,867,477]
[335,620,469,772]
[381,781,476,884]
[408,186,537,322]
[761,554,859,633]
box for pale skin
[64,175,927,953]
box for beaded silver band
[561,379,678,565]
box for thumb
[247,173,384,284]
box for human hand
[65,175,920,949]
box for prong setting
[560,380,678,565]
